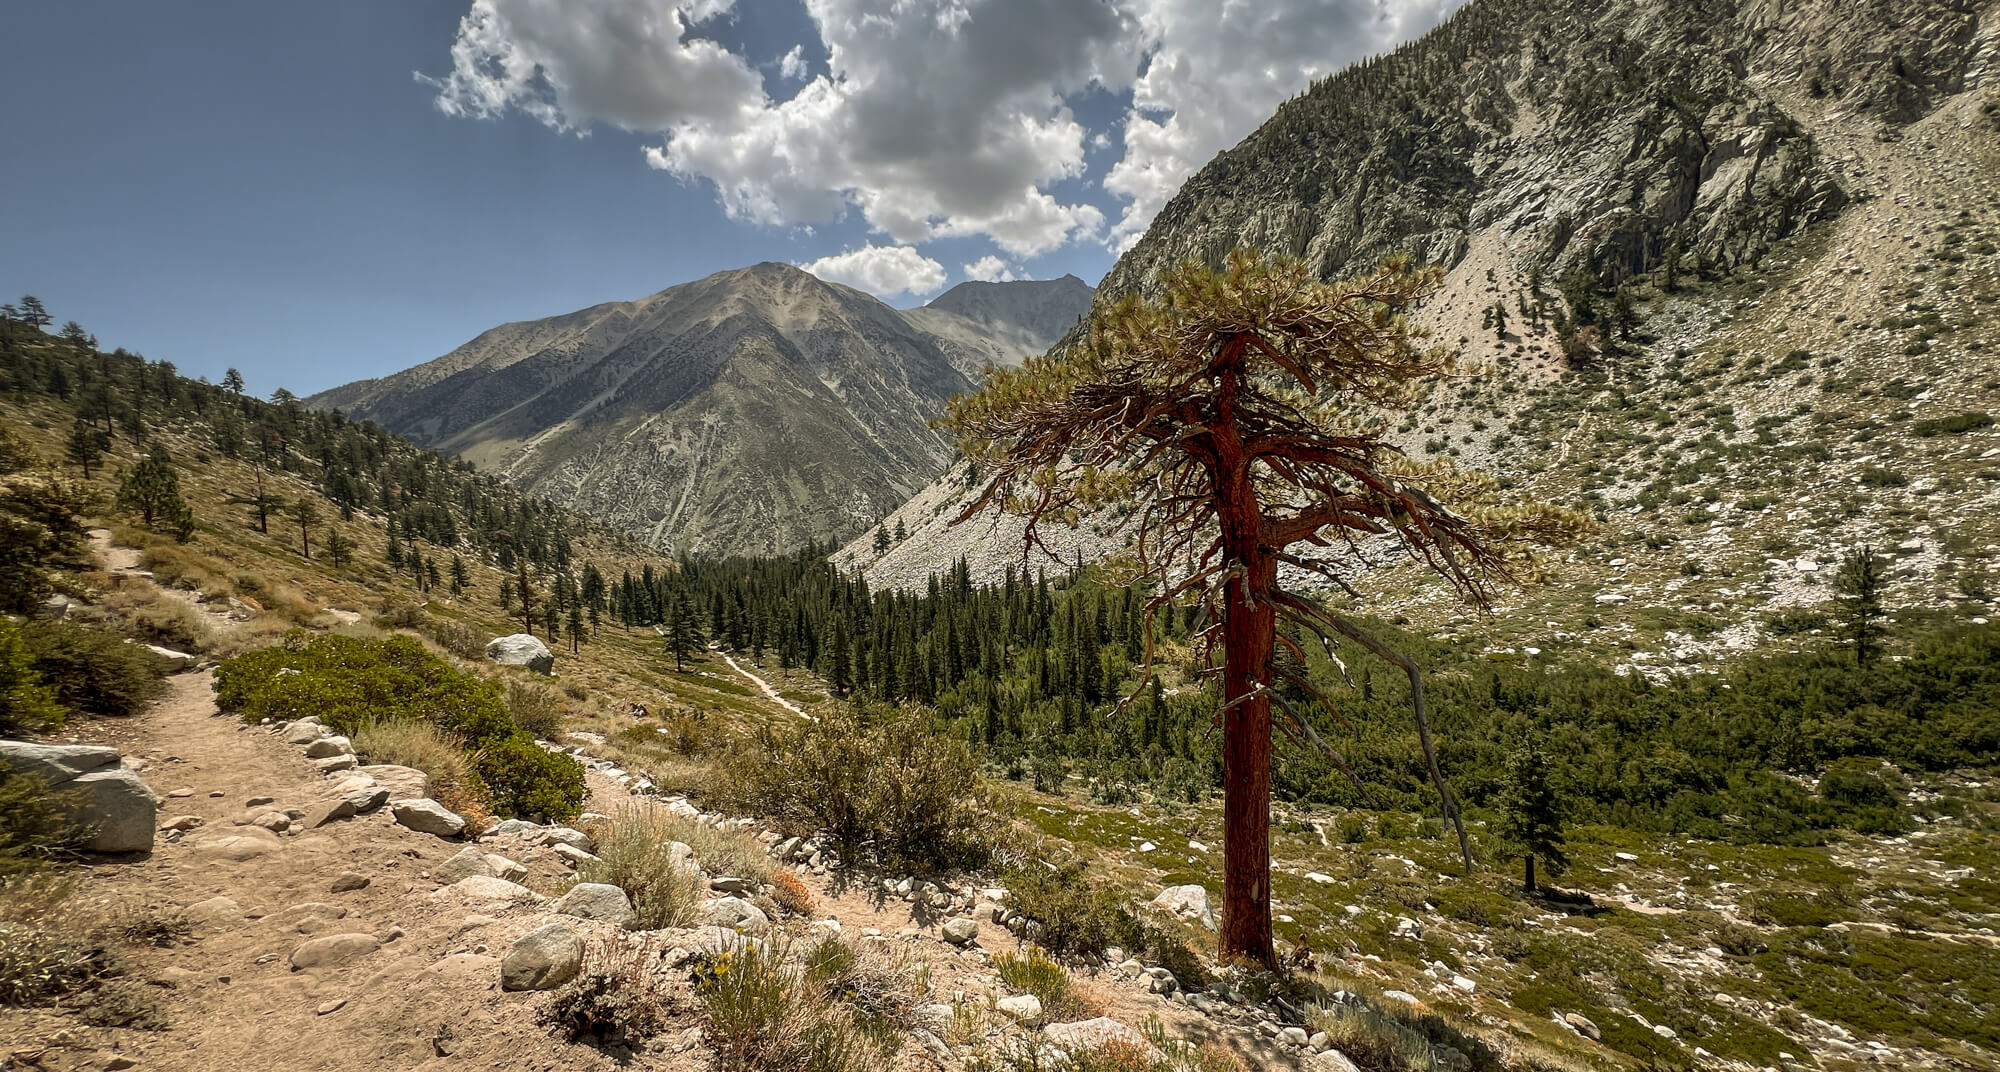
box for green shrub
[724,704,991,871]
[217,635,582,820]
[21,620,168,719]
[1914,411,1993,437]
[477,735,586,821]
[1002,862,1136,960]
[0,617,63,736]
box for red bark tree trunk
[1212,339,1277,967]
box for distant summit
[309,266,1092,556]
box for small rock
[997,994,1043,1025]
[430,876,543,907]
[700,896,771,934]
[303,736,353,760]
[709,876,756,895]
[433,846,499,885]
[500,922,583,991]
[1312,1051,1363,1072]
[485,854,528,883]
[160,815,202,832]
[316,999,346,1015]
[1282,1026,1311,1047]
[246,796,275,807]
[551,843,599,866]
[941,917,979,945]
[1563,1012,1601,1041]
[330,872,370,893]
[167,788,195,798]
[281,720,329,745]
[1044,1018,1162,1060]
[391,799,466,838]
[289,933,381,971]
[313,755,357,774]
[552,883,638,929]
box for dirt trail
[717,651,809,719]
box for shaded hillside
[312,265,1090,557]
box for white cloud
[801,244,947,298]
[777,44,808,81]
[428,0,1460,258]
[1102,0,1461,250]
[426,0,763,133]
[963,256,1018,282]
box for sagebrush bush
[21,619,168,719]
[216,634,583,820]
[96,581,214,654]
[697,937,898,1072]
[578,807,707,929]
[724,703,990,871]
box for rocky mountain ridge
[310,265,1091,556]
[841,0,2000,678]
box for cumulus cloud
[427,0,1459,257]
[963,255,1018,282]
[801,244,947,298]
[1102,0,1461,250]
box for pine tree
[64,420,106,479]
[943,250,1582,965]
[324,527,352,569]
[515,559,536,636]
[16,296,51,329]
[221,367,245,394]
[665,589,702,671]
[566,606,586,654]
[824,615,852,694]
[1836,545,1888,667]
[115,447,188,528]
[449,554,469,597]
[289,497,320,559]
[1491,743,1567,893]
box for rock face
[501,922,584,991]
[484,633,553,675]
[1150,885,1216,930]
[307,265,1091,556]
[0,741,159,853]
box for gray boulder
[1150,884,1216,930]
[434,846,499,885]
[552,882,638,929]
[281,719,329,745]
[303,736,353,759]
[700,896,771,934]
[0,742,158,853]
[357,764,427,800]
[941,917,979,945]
[500,922,583,991]
[485,633,553,675]
[391,798,466,837]
[145,645,197,672]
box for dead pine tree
[944,249,1585,966]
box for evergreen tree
[16,296,51,329]
[289,497,320,559]
[1491,743,1567,893]
[873,525,891,554]
[665,589,703,671]
[64,420,106,479]
[221,367,245,394]
[1835,545,1888,667]
[824,615,852,694]
[515,559,536,636]
[566,606,586,654]
[449,554,470,597]
[115,447,188,528]
[324,527,353,569]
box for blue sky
[0,1,1456,398]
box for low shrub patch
[216,634,583,820]
[578,806,708,929]
[0,617,64,735]
[20,619,168,719]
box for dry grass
[770,872,816,917]
[578,806,708,929]
[541,935,683,1044]
[505,679,567,740]
[351,718,491,821]
[0,873,184,1026]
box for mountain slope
[310,265,1090,556]
[841,0,2000,677]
